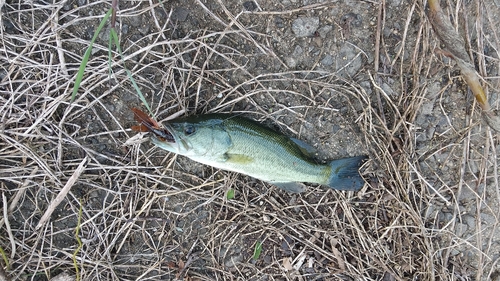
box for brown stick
[427,0,500,131]
[36,157,88,230]
[427,0,489,110]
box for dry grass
[1,0,499,280]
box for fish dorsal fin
[270,182,306,193]
[290,138,316,157]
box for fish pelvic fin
[327,156,367,191]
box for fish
[134,111,366,193]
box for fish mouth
[150,123,175,143]
[150,124,184,153]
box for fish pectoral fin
[224,153,254,164]
[270,182,306,193]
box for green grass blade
[108,27,113,80]
[71,9,113,102]
[226,188,235,200]
[253,241,263,260]
[109,27,152,114]
[0,245,8,269]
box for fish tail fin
[327,156,366,191]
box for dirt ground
[1,0,500,280]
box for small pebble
[172,7,189,22]
[341,13,362,28]
[463,215,475,230]
[317,25,333,38]
[321,54,333,66]
[286,57,298,68]
[121,24,129,35]
[275,17,284,28]
[138,25,150,35]
[243,1,257,11]
[62,3,72,11]
[128,15,142,27]
[336,42,363,77]
[292,17,319,37]
[292,45,303,56]
[456,223,468,237]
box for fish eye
[184,125,196,135]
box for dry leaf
[283,257,293,271]
[178,259,185,270]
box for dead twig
[1,194,15,260]
[427,0,500,131]
[36,157,88,230]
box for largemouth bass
[132,109,366,193]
